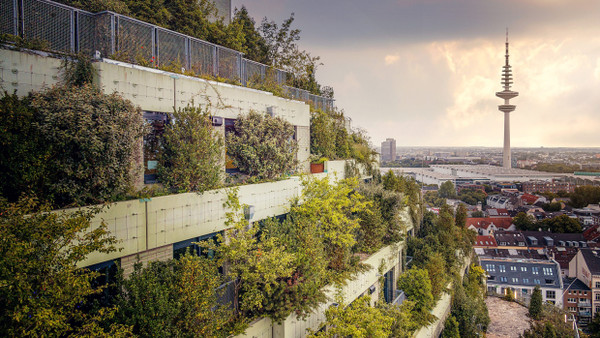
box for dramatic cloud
[233,0,600,147]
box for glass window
[500,276,508,282]
[143,111,169,184]
[543,267,553,275]
[486,264,496,272]
[523,278,529,284]
[596,294,600,301]
[532,267,539,275]
[512,277,518,283]
[568,298,576,303]
[499,265,506,272]
[510,266,517,271]
[534,279,541,285]
[521,266,527,272]
[546,290,556,299]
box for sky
[232,0,600,148]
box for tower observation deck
[495,29,518,169]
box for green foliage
[291,177,368,272]
[356,183,406,251]
[449,266,489,337]
[157,105,223,193]
[382,170,423,229]
[232,6,269,64]
[309,295,394,338]
[439,180,456,199]
[0,198,128,336]
[378,300,421,337]
[206,189,295,319]
[114,253,239,337]
[471,210,484,217]
[513,212,535,230]
[521,304,573,338]
[529,285,543,320]
[570,185,600,208]
[455,204,467,228]
[397,267,435,315]
[516,213,582,233]
[441,315,460,338]
[0,85,145,208]
[457,188,487,206]
[424,191,446,208]
[503,288,515,301]
[260,13,321,93]
[425,252,448,299]
[61,53,97,87]
[226,111,298,180]
[589,313,600,338]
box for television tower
[496,29,518,169]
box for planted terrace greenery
[0,172,422,336]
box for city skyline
[233,0,600,148]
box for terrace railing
[1,0,334,110]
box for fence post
[152,27,157,65]
[111,14,116,56]
[12,0,19,36]
[185,37,190,71]
[213,46,218,77]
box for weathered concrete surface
[486,296,530,338]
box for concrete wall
[0,48,311,173]
[80,177,301,267]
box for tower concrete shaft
[495,29,518,168]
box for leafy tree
[521,304,573,338]
[471,210,484,217]
[309,295,393,338]
[425,252,447,299]
[260,13,321,93]
[514,212,535,230]
[378,301,420,337]
[226,111,298,179]
[291,177,368,272]
[504,288,515,301]
[232,6,269,64]
[114,253,237,337]
[570,185,600,208]
[541,202,562,212]
[538,214,582,233]
[457,188,486,206]
[206,189,295,318]
[455,204,467,228]
[0,199,128,336]
[310,109,336,159]
[397,267,434,314]
[441,315,460,338]
[529,285,543,320]
[450,270,489,337]
[439,181,456,199]
[158,105,223,193]
[424,191,446,208]
[588,313,600,338]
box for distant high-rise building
[381,138,397,162]
[496,29,518,169]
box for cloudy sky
[232,0,600,148]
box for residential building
[480,256,563,306]
[563,277,592,326]
[568,249,600,317]
[494,231,527,247]
[474,235,498,248]
[466,217,515,236]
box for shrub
[0,85,145,207]
[158,105,223,193]
[226,111,297,179]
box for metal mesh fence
[243,59,265,85]
[11,0,335,109]
[23,0,73,52]
[93,12,114,57]
[217,47,239,80]
[77,11,95,53]
[0,0,17,35]
[189,38,215,76]
[117,16,153,64]
[157,28,187,69]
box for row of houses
[473,223,600,327]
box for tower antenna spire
[496,29,518,169]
